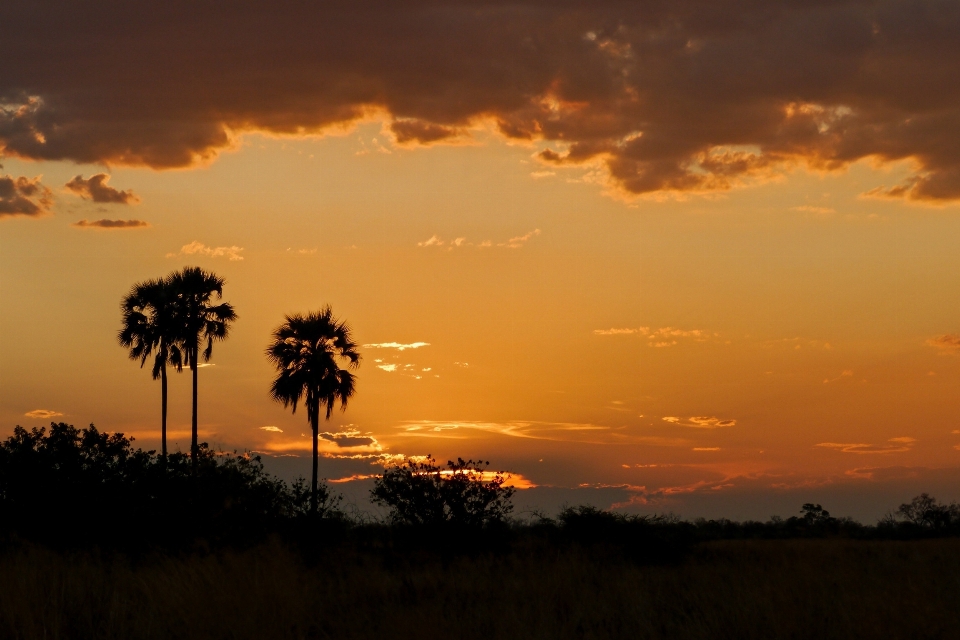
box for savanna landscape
[4,1,960,638]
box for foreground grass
[1,538,958,640]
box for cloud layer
[3,1,960,200]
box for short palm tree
[266,307,360,513]
[118,277,183,459]
[167,266,237,471]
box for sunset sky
[3,0,960,521]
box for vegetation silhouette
[2,425,960,639]
[165,267,237,471]
[0,422,342,548]
[371,456,515,527]
[266,307,359,514]
[118,276,184,460]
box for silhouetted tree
[266,307,359,513]
[167,267,237,471]
[371,457,515,527]
[896,493,959,530]
[800,503,834,526]
[119,277,183,459]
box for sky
[2,0,960,522]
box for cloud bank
[3,1,960,200]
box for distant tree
[896,493,958,530]
[800,503,834,526]
[167,267,237,472]
[266,307,360,514]
[118,277,183,459]
[371,457,515,527]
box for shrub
[370,457,515,527]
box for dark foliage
[0,422,341,549]
[371,457,515,527]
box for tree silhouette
[371,457,515,527]
[118,277,183,459]
[167,267,237,471]
[266,307,359,513]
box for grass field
[1,538,958,640]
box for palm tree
[266,307,360,513]
[167,266,237,471]
[118,277,183,460]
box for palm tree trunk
[160,362,168,462]
[191,349,198,474]
[311,407,319,514]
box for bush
[370,457,515,527]
[0,422,343,547]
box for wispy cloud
[73,218,149,229]
[692,447,721,451]
[662,416,736,429]
[24,409,63,419]
[0,175,52,218]
[167,241,244,261]
[823,370,854,384]
[416,229,541,250]
[499,228,540,248]
[927,334,960,355]
[791,205,835,215]
[364,342,430,351]
[260,426,283,433]
[815,437,916,454]
[594,326,713,347]
[399,420,689,447]
[64,174,139,204]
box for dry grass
[1,538,958,640]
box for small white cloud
[377,364,398,372]
[499,228,541,249]
[260,426,283,433]
[24,409,63,419]
[791,205,835,215]
[168,241,244,261]
[364,342,430,351]
[530,170,556,179]
[417,235,444,247]
[453,361,469,368]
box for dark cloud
[321,431,378,448]
[73,218,149,228]
[65,174,139,204]
[0,174,52,217]
[2,1,960,199]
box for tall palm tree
[167,266,237,471]
[266,307,360,513]
[118,277,183,460]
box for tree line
[1,421,958,553]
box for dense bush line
[1,422,959,554]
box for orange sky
[2,0,960,521]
